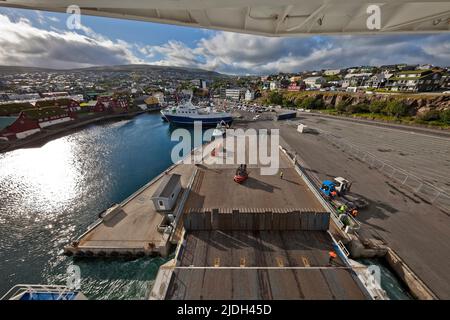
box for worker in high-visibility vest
[328,251,337,265]
[337,205,347,214]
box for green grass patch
[323,110,449,129]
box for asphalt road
[248,117,450,299]
[296,114,450,194]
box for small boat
[1,284,87,300]
[161,96,232,126]
[212,120,229,137]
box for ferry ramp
[166,230,368,300]
[164,133,369,300]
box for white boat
[161,97,232,126]
[212,120,229,137]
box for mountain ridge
[0,64,226,77]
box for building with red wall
[0,107,75,141]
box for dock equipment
[276,110,297,121]
[320,177,368,212]
[233,164,248,184]
[151,173,182,212]
[320,176,352,197]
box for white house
[342,73,372,88]
[153,92,165,104]
[269,81,278,91]
[366,72,393,88]
[225,88,245,100]
[324,69,341,76]
[304,76,326,89]
[244,90,255,101]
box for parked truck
[320,177,368,212]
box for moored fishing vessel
[161,99,232,126]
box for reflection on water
[0,139,81,216]
[0,113,193,299]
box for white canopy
[0,0,449,36]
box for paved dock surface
[296,114,450,193]
[164,133,367,300]
[184,134,322,211]
[74,163,195,256]
[166,231,367,300]
[249,117,450,299]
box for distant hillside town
[213,63,450,102]
[0,63,449,143]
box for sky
[0,7,449,75]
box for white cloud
[0,14,144,69]
[47,16,60,23]
[147,40,203,68]
[145,31,450,74]
[35,10,45,24]
[0,10,448,74]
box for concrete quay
[64,162,196,258]
[151,133,373,300]
[250,117,449,299]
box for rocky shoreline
[283,91,450,115]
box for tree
[314,98,325,109]
[346,103,369,114]
[417,109,440,121]
[267,91,283,105]
[297,97,317,109]
[336,101,348,113]
[282,96,295,108]
[369,100,387,114]
[385,100,408,118]
[440,109,450,124]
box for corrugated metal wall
[184,208,329,231]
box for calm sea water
[0,116,16,130]
[0,113,201,299]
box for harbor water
[0,116,16,131]
[358,258,413,300]
[0,112,412,300]
[0,113,202,299]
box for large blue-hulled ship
[161,99,232,126]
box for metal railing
[318,129,450,213]
[337,240,350,257]
[279,145,357,236]
[1,284,76,300]
[169,167,198,244]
